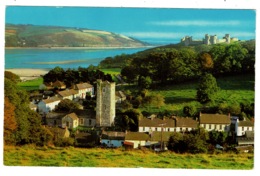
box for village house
[138,117,198,133]
[37,96,61,114]
[101,131,125,148]
[199,113,231,132]
[124,132,150,149]
[45,112,67,127]
[39,80,66,90]
[74,82,94,99]
[234,119,254,136]
[58,89,79,101]
[61,112,79,129]
[74,109,96,127]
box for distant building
[180,34,239,46]
[37,96,61,114]
[96,79,116,127]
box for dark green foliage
[56,99,81,112]
[43,66,113,87]
[196,73,219,104]
[208,131,228,146]
[138,76,152,89]
[4,78,48,145]
[114,109,143,131]
[183,105,197,117]
[168,130,208,154]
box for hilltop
[5,24,148,48]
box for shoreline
[5,68,51,81]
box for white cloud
[148,20,241,26]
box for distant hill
[5,24,149,48]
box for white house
[75,83,94,99]
[199,113,231,132]
[124,132,150,149]
[233,118,254,136]
[58,89,79,101]
[101,131,125,148]
[37,96,61,114]
[61,112,79,129]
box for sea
[4,47,151,69]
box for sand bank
[5,68,50,81]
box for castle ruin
[180,34,238,46]
[96,79,116,127]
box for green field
[3,145,254,169]
[18,77,43,91]
[121,74,254,115]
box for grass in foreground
[3,145,254,169]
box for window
[80,118,84,125]
[168,128,170,132]
[103,88,106,92]
[209,124,211,129]
[143,127,145,131]
[155,128,157,131]
[89,119,92,126]
[242,127,244,131]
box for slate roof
[58,89,78,97]
[73,109,96,119]
[125,132,150,141]
[46,112,67,119]
[75,83,93,90]
[42,96,61,104]
[199,113,231,124]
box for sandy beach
[5,68,50,81]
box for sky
[5,6,256,45]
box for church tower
[96,79,115,127]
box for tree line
[120,41,255,85]
[43,66,113,88]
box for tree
[196,73,220,104]
[121,66,138,83]
[56,99,81,112]
[183,105,197,117]
[4,97,17,145]
[199,52,214,71]
[138,76,152,89]
[5,71,21,83]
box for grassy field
[100,68,121,82]
[3,145,254,169]
[122,74,254,115]
[18,77,44,91]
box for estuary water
[5,47,149,69]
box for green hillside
[5,24,148,47]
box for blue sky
[5,6,256,44]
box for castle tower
[204,34,210,45]
[225,34,230,43]
[96,79,116,127]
